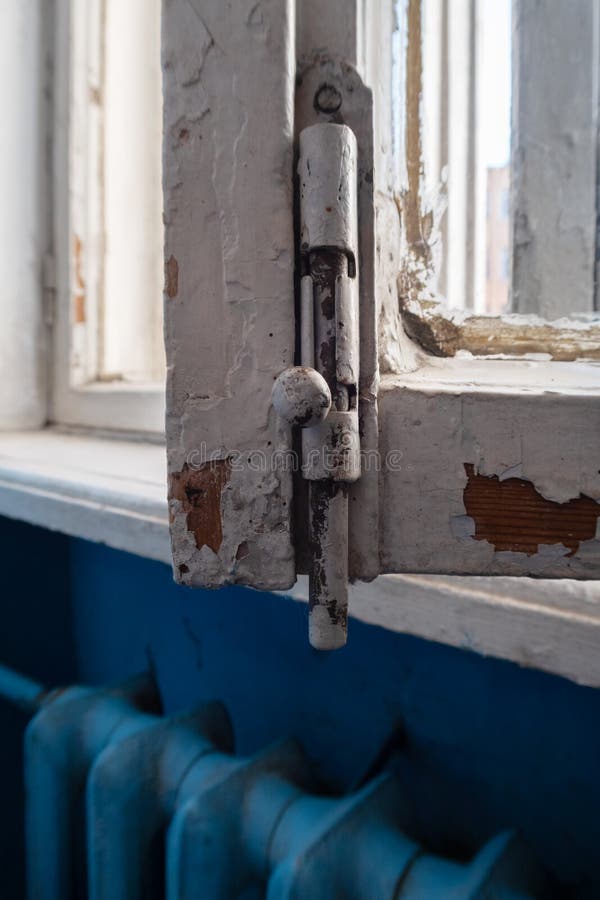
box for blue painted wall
[1,514,599,897]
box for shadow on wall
[0,516,599,897]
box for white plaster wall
[0,0,49,429]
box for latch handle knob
[272,366,332,428]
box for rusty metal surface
[335,274,359,385]
[305,248,353,648]
[296,57,379,583]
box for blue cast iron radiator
[0,662,551,899]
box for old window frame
[396,0,600,322]
[50,0,165,434]
[379,0,600,578]
[162,0,600,597]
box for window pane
[394,0,600,321]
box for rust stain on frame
[170,460,231,553]
[396,0,434,283]
[403,0,426,255]
[165,254,179,299]
[395,0,436,312]
[73,234,86,324]
[463,464,600,556]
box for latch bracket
[273,123,360,650]
[273,56,378,650]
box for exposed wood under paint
[162,0,296,590]
[463,464,599,557]
[399,0,433,290]
[378,363,600,578]
[164,255,179,300]
[400,298,600,362]
[169,460,231,555]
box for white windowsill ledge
[0,429,170,564]
[0,428,599,688]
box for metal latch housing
[272,123,360,650]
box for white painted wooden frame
[381,0,600,581]
[402,0,486,314]
[51,0,165,434]
[164,0,600,594]
[163,0,298,588]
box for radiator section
[12,670,552,899]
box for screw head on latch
[272,366,332,428]
[314,83,342,114]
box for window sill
[0,428,170,564]
[286,576,600,688]
[0,429,598,688]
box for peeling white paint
[450,515,475,540]
[398,297,600,364]
[163,0,296,589]
[376,193,421,375]
[379,365,600,578]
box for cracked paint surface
[379,373,600,577]
[400,297,600,363]
[162,0,295,589]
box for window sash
[51,0,164,434]
[163,0,600,588]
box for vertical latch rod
[273,124,360,650]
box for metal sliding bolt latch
[272,123,360,650]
